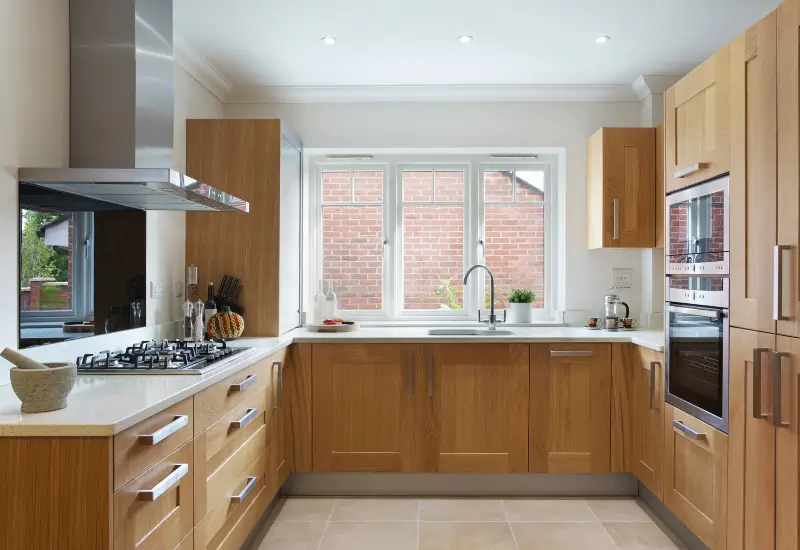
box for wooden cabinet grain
[586,127,656,249]
[269,347,291,487]
[633,347,665,498]
[665,46,731,192]
[775,336,800,550]
[530,343,611,473]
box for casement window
[312,153,557,322]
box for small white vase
[507,302,533,324]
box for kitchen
[0,0,792,549]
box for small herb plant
[507,288,536,304]
[436,279,463,310]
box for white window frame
[309,149,560,323]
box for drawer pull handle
[427,352,434,398]
[231,408,258,429]
[138,415,189,446]
[672,420,707,441]
[550,350,594,357]
[649,362,660,411]
[231,374,257,392]
[138,463,189,502]
[674,163,707,179]
[231,476,258,504]
[753,348,770,420]
[407,352,414,398]
[774,245,792,321]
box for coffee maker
[603,294,629,330]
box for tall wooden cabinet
[586,127,656,249]
[775,336,800,550]
[664,46,731,192]
[529,343,611,473]
[186,119,303,337]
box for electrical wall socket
[610,268,634,290]
[175,281,184,298]
[150,281,165,299]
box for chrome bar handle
[773,352,791,428]
[612,199,620,240]
[138,463,189,502]
[674,162,707,179]
[775,245,792,321]
[753,348,770,420]
[231,374,257,392]
[138,415,189,445]
[231,476,258,504]
[550,350,595,357]
[427,352,434,398]
[407,352,413,398]
[649,362,659,411]
[672,420,707,441]
[277,361,284,409]
[231,408,258,429]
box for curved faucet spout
[463,264,496,329]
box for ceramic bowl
[9,362,77,413]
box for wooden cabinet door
[268,348,290,489]
[312,344,422,472]
[530,344,611,473]
[727,328,776,550]
[656,123,666,249]
[730,13,778,334]
[423,344,529,473]
[775,336,800,550]
[633,347,665,500]
[778,0,800,338]
[663,405,728,550]
[665,47,731,192]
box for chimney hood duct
[18,0,249,213]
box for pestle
[1,348,48,370]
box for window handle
[383,238,388,246]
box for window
[312,153,557,321]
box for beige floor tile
[257,521,327,550]
[419,498,507,521]
[604,522,682,549]
[586,498,653,522]
[503,499,597,522]
[318,522,417,550]
[511,521,618,550]
[329,498,418,521]
[419,522,518,550]
[274,498,336,522]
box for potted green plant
[507,288,535,323]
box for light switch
[612,268,634,290]
[150,281,165,299]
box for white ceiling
[175,0,779,89]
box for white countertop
[0,327,663,437]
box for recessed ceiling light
[321,36,337,45]
[458,35,473,44]
[595,35,611,44]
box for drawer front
[196,449,270,550]
[113,441,194,550]
[203,475,274,550]
[195,356,278,435]
[196,422,269,519]
[114,397,194,491]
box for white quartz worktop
[0,326,663,437]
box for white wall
[225,101,647,323]
[0,0,69,384]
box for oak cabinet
[656,123,665,249]
[775,336,800,550]
[664,46,731,192]
[422,344,530,473]
[586,127,656,249]
[663,405,728,550]
[530,343,612,473]
[730,12,778,335]
[269,347,291,488]
[312,344,423,472]
[633,348,665,499]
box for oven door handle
[667,304,727,318]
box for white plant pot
[507,302,533,324]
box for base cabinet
[633,348,665,499]
[775,336,800,550]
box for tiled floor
[254,497,687,550]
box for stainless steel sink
[427,328,516,336]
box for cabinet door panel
[727,328,776,550]
[530,344,611,473]
[312,344,420,472]
[634,347,665,500]
[425,344,529,473]
[730,13,778,334]
[776,336,800,550]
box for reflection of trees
[21,211,69,286]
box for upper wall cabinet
[586,127,656,249]
[664,46,731,193]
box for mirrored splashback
[19,183,148,349]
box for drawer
[113,441,194,550]
[195,448,270,550]
[195,357,276,435]
[203,470,274,550]
[197,422,268,517]
[114,397,194,490]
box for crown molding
[631,75,682,100]
[226,84,640,104]
[173,36,233,102]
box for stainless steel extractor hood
[19,0,249,213]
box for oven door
[666,175,729,275]
[665,303,729,433]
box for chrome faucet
[463,264,497,330]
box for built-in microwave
[666,175,729,276]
